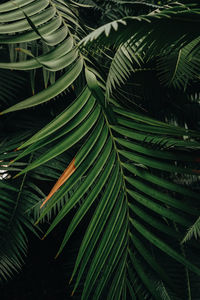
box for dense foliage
[0,0,200,299]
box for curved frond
[80,3,200,56]
[0,0,83,93]
[1,1,200,298]
[157,37,200,89]
[9,68,200,299]
[106,40,143,96]
[182,216,200,244]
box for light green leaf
[1,58,83,114]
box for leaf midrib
[102,108,131,283]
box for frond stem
[102,108,131,273]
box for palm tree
[0,0,200,299]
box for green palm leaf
[11,68,199,299]
[80,3,200,53]
[1,1,200,299]
[0,58,83,114]
[157,37,200,89]
[106,40,143,96]
[182,217,200,244]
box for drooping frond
[79,2,200,95]
[1,1,200,298]
[3,65,200,298]
[157,37,200,89]
[106,40,143,96]
[0,0,84,92]
[80,3,200,57]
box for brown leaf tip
[40,157,76,208]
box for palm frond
[182,216,200,244]
[5,67,199,298]
[80,3,200,56]
[157,37,200,89]
[0,0,83,93]
[106,40,143,96]
[79,2,200,95]
[1,1,200,298]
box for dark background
[0,212,85,300]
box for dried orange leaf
[40,157,76,208]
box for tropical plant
[1,0,200,299]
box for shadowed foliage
[0,1,200,299]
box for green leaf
[81,192,126,299]
[1,58,83,114]
[123,163,199,200]
[131,219,200,276]
[54,150,116,249]
[18,87,91,149]
[16,105,101,175]
[0,0,48,22]
[126,178,198,215]
[0,0,35,12]
[129,232,176,292]
[71,164,121,288]
[0,16,62,44]
[129,203,181,239]
[0,7,56,34]
[182,216,200,244]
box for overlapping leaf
[106,40,143,96]
[157,37,200,89]
[0,0,83,92]
[4,66,199,298]
[1,1,200,299]
[80,2,200,94]
[80,3,200,54]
